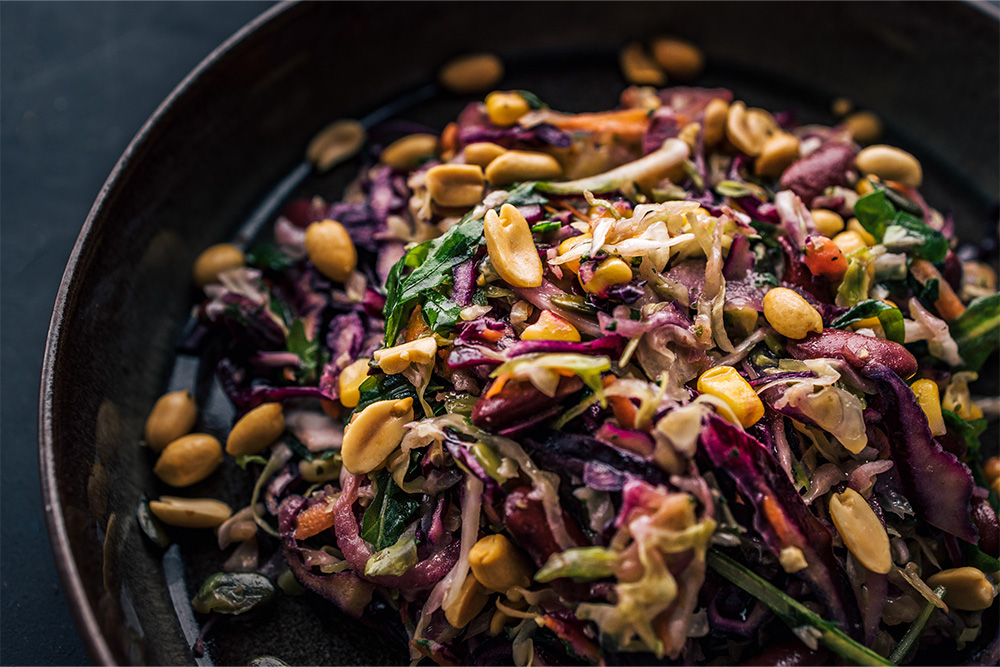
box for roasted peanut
[484,203,543,288]
[755,132,800,178]
[464,142,507,168]
[443,574,490,628]
[620,42,666,86]
[226,402,285,457]
[703,98,729,147]
[305,219,357,282]
[726,101,777,157]
[926,567,996,611]
[484,150,563,186]
[425,164,485,208]
[305,119,365,172]
[811,208,846,238]
[341,397,414,475]
[829,487,891,574]
[485,91,531,127]
[846,218,877,246]
[439,53,504,94]
[763,287,823,339]
[145,390,198,453]
[373,337,437,375]
[154,434,223,488]
[149,496,232,528]
[298,457,341,483]
[856,144,922,188]
[193,243,244,288]
[650,37,704,80]
[380,133,438,170]
[832,230,869,256]
[338,357,371,408]
[843,111,883,145]
[469,534,533,594]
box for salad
[141,48,999,666]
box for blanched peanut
[521,310,580,342]
[620,42,666,86]
[193,243,245,288]
[338,357,371,408]
[298,457,341,483]
[843,111,883,145]
[149,496,232,528]
[373,337,437,375]
[650,37,704,80]
[926,567,996,611]
[306,119,365,172]
[380,133,438,170]
[469,534,533,594]
[581,257,632,295]
[846,218,876,246]
[226,402,285,457]
[484,150,563,186]
[425,164,485,208]
[910,379,946,437]
[443,574,490,628]
[485,91,531,127]
[703,98,729,147]
[341,397,414,475]
[439,53,504,94]
[145,390,198,453]
[484,204,543,288]
[726,102,777,157]
[811,208,846,238]
[763,288,824,339]
[697,366,764,428]
[832,230,869,255]
[829,488,891,574]
[305,219,357,282]
[856,144,922,188]
[755,132,800,178]
[464,142,507,168]
[154,434,223,487]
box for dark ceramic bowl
[41,2,999,665]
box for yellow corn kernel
[338,357,371,409]
[910,379,946,437]
[557,233,591,275]
[485,91,530,127]
[832,230,869,256]
[697,366,764,428]
[521,310,581,342]
[469,534,533,594]
[846,218,877,246]
[581,257,632,294]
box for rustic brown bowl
[40,2,998,664]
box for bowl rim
[37,2,292,663]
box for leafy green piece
[361,471,420,550]
[505,182,549,207]
[882,212,947,263]
[888,585,946,664]
[706,549,893,666]
[854,189,896,240]
[353,373,416,417]
[246,241,296,272]
[235,454,268,469]
[964,543,1000,574]
[530,220,562,234]
[421,290,463,333]
[286,318,319,382]
[365,534,418,577]
[516,90,549,110]
[382,213,484,345]
[829,300,905,343]
[536,547,619,583]
[942,409,987,459]
[949,293,1000,371]
[136,497,170,549]
[836,259,870,307]
[191,572,276,615]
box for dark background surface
[1,3,270,664]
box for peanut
[755,132,800,178]
[829,487,891,574]
[926,567,996,611]
[341,397,414,475]
[726,101,777,157]
[443,574,490,628]
[762,287,823,339]
[380,133,438,170]
[620,42,666,86]
[305,219,357,282]
[154,434,223,488]
[193,243,244,288]
[439,53,504,95]
[811,208,846,238]
[484,203,543,288]
[305,119,365,172]
[226,402,285,457]
[703,98,729,147]
[149,496,232,528]
[464,142,507,168]
[373,337,438,375]
[843,111,883,145]
[484,150,563,186]
[856,144,922,188]
[144,390,198,453]
[650,37,704,80]
[425,164,484,208]
[338,357,371,408]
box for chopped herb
[829,300,905,343]
[949,293,1000,371]
[361,470,420,550]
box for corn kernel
[521,310,581,342]
[581,257,632,294]
[485,91,530,127]
[811,208,845,237]
[338,357,371,409]
[557,233,591,275]
[697,366,764,428]
[910,379,946,437]
[832,230,869,255]
[847,218,877,246]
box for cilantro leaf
[361,470,420,550]
[286,318,318,382]
[504,182,549,207]
[854,189,896,240]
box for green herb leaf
[949,293,1000,371]
[421,290,463,333]
[505,182,549,207]
[361,470,420,550]
[516,90,549,110]
[706,549,893,666]
[829,300,906,343]
[531,220,562,234]
[854,189,896,240]
[286,318,319,382]
[353,373,416,417]
[191,572,276,615]
[246,241,296,272]
[365,534,418,577]
[536,547,619,583]
[882,212,947,263]
[382,213,484,345]
[964,543,1000,574]
[942,409,987,458]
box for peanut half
[483,203,543,288]
[149,496,232,528]
[829,487,891,574]
[341,397,414,475]
[145,390,198,453]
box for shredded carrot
[405,305,430,342]
[546,108,651,142]
[909,258,966,322]
[479,328,504,343]
[609,395,639,430]
[294,498,337,540]
[485,373,511,398]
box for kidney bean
[786,329,917,379]
[471,376,583,430]
[972,498,999,557]
[502,486,587,567]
